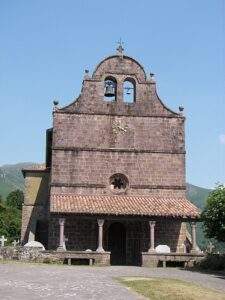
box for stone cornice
[54,110,184,119]
[52,146,185,155]
[50,182,186,190]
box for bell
[104,85,115,97]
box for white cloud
[219,134,225,145]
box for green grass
[119,277,225,300]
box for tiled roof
[50,194,200,219]
[22,164,49,176]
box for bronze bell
[104,84,115,97]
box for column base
[57,246,66,252]
[148,249,156,253]
[190,249,199,254]
[96,247,105,253]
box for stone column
[116,81,123,103]
[191,222,198,253]
[57,218,66,251]
[96,219,105,252]
[148,221,156,252]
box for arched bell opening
[123,78,135,103]
[104,77,117,102]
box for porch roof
[50,194,200,219]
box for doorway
[108,222,126,265]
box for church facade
[21,47,200,266]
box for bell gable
[56,54,180,117]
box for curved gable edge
[153,86,181,117]
[56,95,81,112]
[93,54,147,81]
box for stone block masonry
[21,51,200,266]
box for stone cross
[0,236,7,247]
[207,242,215,254]
[12,240,20,247]
[116,38,124,56]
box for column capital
[191,221,197,227]
[59,218,65,226]
[149,221,156,227]
[97,219,105,227]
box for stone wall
[0,247,110,266]
[142,252,205,268]
[0,246,44,262]
[51,54,185,201]
[48,216,98,251]
[53,114,184,151]
[51,151,185,190]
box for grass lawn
[118,277,225,300]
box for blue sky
[0,0,224,188]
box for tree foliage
[201,185,225,242]
[0,190,23,243]
[0,206,21,240]
[6,189,24,210]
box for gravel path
[0,263,224,299]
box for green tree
[201,185,225,242]
[6,189,24,210]
[0,206,21,241]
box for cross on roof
[0,235,7,247]
[116,38,124,55]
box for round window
[109,174,129,193]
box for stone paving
[0,263,225,299]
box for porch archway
[108,222,126,265]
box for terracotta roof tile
[50,194,200,219]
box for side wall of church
[21,171,50,246]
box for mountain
[186,184,211,249]
[186,183,211,210]
[0,162,36,199]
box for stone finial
[84,69,90,79]
[179,106,184,112]
[149,73,156,83]
[53,100,59,111]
